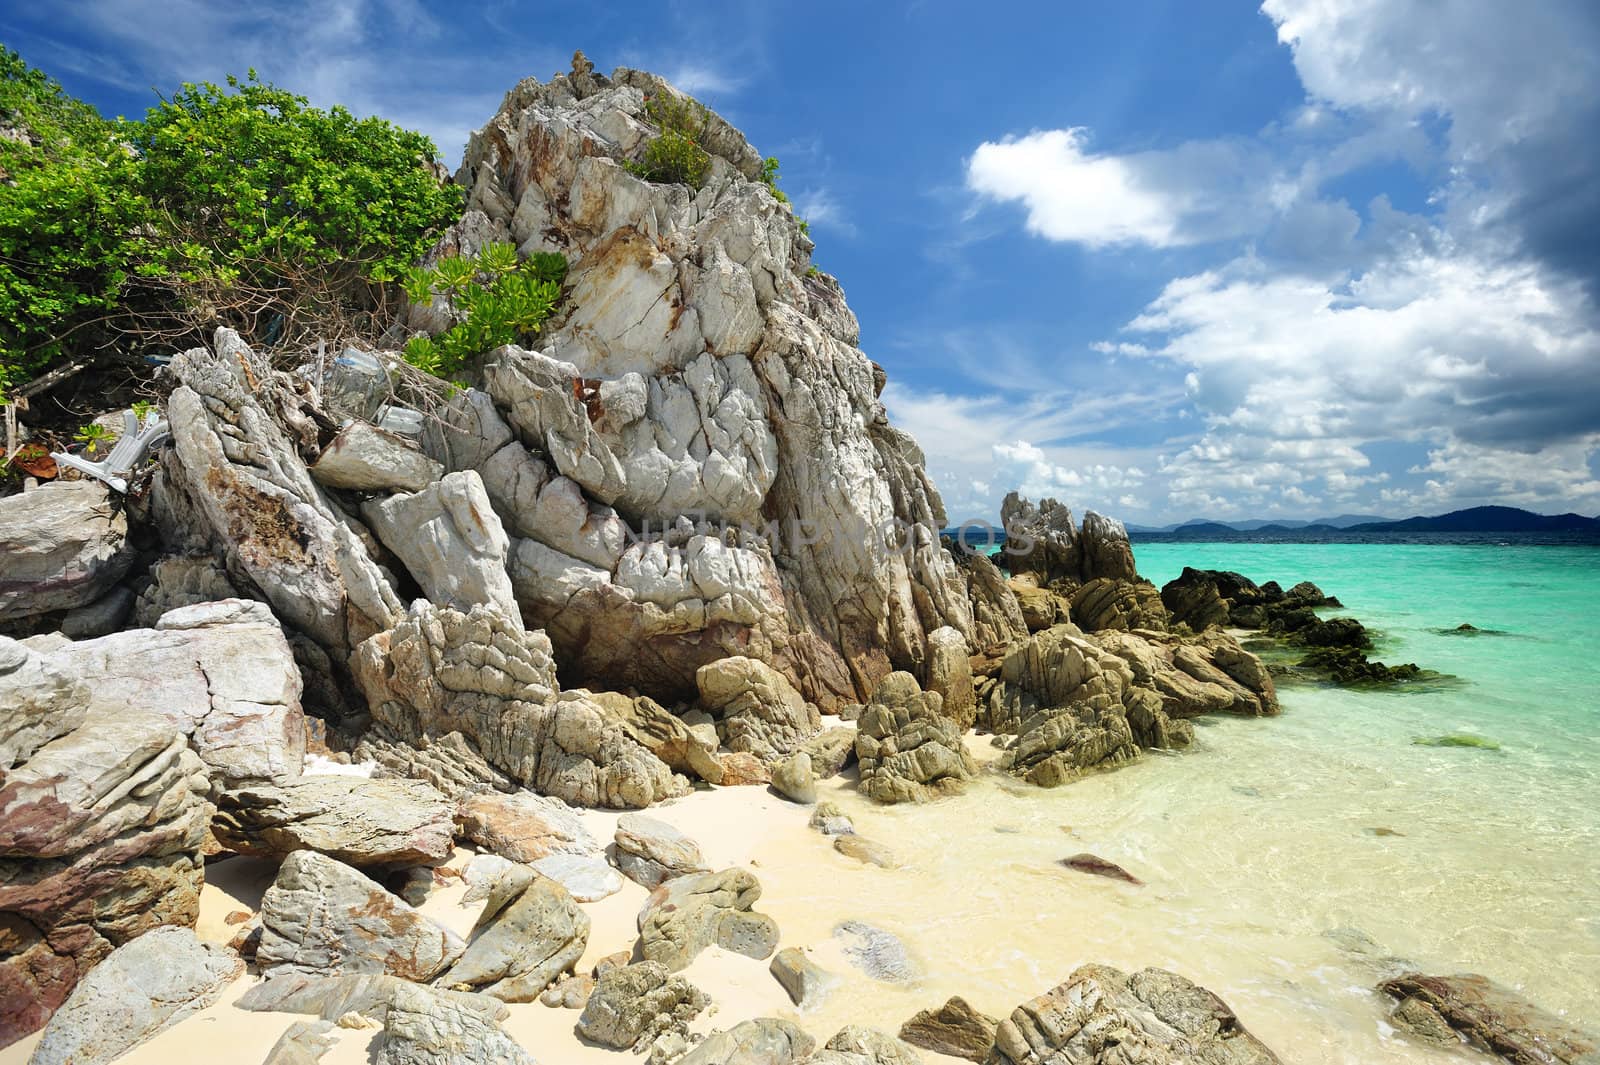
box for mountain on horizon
[1126,513,1390,534]
[1127,505,1600,539]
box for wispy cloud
[794,187,855,236]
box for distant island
[1125,505,1600,543]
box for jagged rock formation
[576,961,709,1051]
[418,58,979,707]
[990,964,1280,1064]
[638,867,779,970]
[437,865,588,1002]
[26,927,243,1065]
[0,480,135,623]
[0,601,304,1047]
[854,672,976,803]
[352,600,686,807]
[1378,972,1598,1064]
[212,777,455,866]
[898,996,999,1063]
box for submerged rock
[1378,972,1599,1064]
[833,920,917,984]
[991,963,1281,1064]
[1061,853,1144,885]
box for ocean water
[766,542,1600,1061]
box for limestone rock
[130,554,237,626]
[354,600,686,808]
[770,947,837,1008]
[833,921,917,984]
[27,927,243,1065]
[237,971,505,1024]
[898,996,999,1063]
[639,868,780,971]
[1079,511,1137,583]
[532,851,622,902]
[262,1019,338,1065]
[257,850,464,981]
[438,865,588,1002]
[771,751,818,803]
[810,1025,924,1065]
[460,854,517,906]
[953,549,1027,652]
[675,1017,816,1065]
[1378,972,1599,1064]
[447,68,980,709]
[375,980,534,1065]
[1069,578,1168,633]
[717,751,771,785]
[613,813,709,888]
[576,961,710,1051]
[160,329,402,661]
[803,726,857,779]
[363,471,519,621]
[590,690,725,784]
[310,420,443,493]
[538,972,594,1008]
[697,655,821,764]
[999,495,1079,586]
[990,964,1280,1064]
[213,776,454,866]
[924,626,976,730]
[454,791,595,863]
[0,479,134,622]
[855,676,975,804]
[809,802,855,836]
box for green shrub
[401,243,567,379]
[0,47,148,395]
[1,52,461,399]
[626,94,712,187]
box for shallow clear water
[774,542,1600,1061]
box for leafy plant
[131,399,156,419]
[401,242,568,379]
[754,154,810,237]
[626,93,712,188]
[73,421,113,456]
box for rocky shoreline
[1,55,1591,1065]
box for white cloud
[966,129,1188,248]
[794,187,855,236]
[662,62,744,97]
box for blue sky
[5,0,1599,523]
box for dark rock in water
[1062,853,1144,885]
[991,963,1282,1064]
[1298,645,1421,684]
[1414,734,1501,751]
[1379,972,1599,1064]
[1456,622,1479,632]
[1295,615,1369,648]
[899,996,1000,1062]
[833,921,917,984]
[1231,785,1262,798]
[1365,827,1405,837]
[1433,623,1513,637]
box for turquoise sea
[789,541,1600,1062]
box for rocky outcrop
[588,690,724,783]
[1,603,303,1047]
[257,850,464,981]
[437,865,588,1002]
[310,420,443,493]
[811,1026,924,1065]
[677,1017,815,1065]
[1378,972,1599,1064]
[854,672,975,804]
[375,980,534,1065]
[576,961,709,1051]
[950,548,1028,652]
[923,625,976,730]
[454,790,594,862]
[898,997,999,1063]
[0,480,135,623]
[990,964,1280,1064]
[638,867,779,970]
[212,776,455,866]
[26,927,243,1065]
[430,59,978,707]
[770,946,837,1008]
[697,655,821,764]
[362,471,519,620]
[353,600,685,807]
[613,813,709,888]
[158,330,403,663]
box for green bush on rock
[401,243,567,379]
[627,94,712,187]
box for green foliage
[1,51,461,398]
[72,421,112,455]
[129,71,460,286]
[402,242,567,379]
[1,46,149,394]
[131,399,155,419]
[754,154,811,237]
[626,93,712,188]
